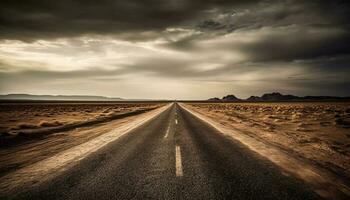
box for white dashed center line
[164,126,170,138]
[175,145,183,177]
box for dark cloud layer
[0,0,350,98]
[0,0,257,40]
[1,0,349,42]
[240,27,350,62]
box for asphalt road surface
[7,103,322,200]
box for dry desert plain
[0,102,164,140]
[0,101,350,199]
[0,102,165,176]
[185,102,350,184]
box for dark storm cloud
[0,0,257,40]
[1,0,349,61]
[196,0,350,31]
[170,1,350,53]
[237,26,350,62]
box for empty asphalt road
[5,103,322,200]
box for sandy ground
[0,102,165,175]
[183,103,350,183]
[181,102,350,199]
[0,103,163,139]
[0,104,171,194]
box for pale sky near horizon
[0,0,349,99]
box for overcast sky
[0,0,349,99]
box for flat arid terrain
[184,102,350,170]
[182,102,350,197]
[0,102,166,179]
[0,102,164,142]
[0,101,349,200]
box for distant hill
[208,97,221,101]
[246,96,260,101]
[260,92,298,101]
[209,92,350,102]
[0,94,124,101]
[222,95,240,101]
